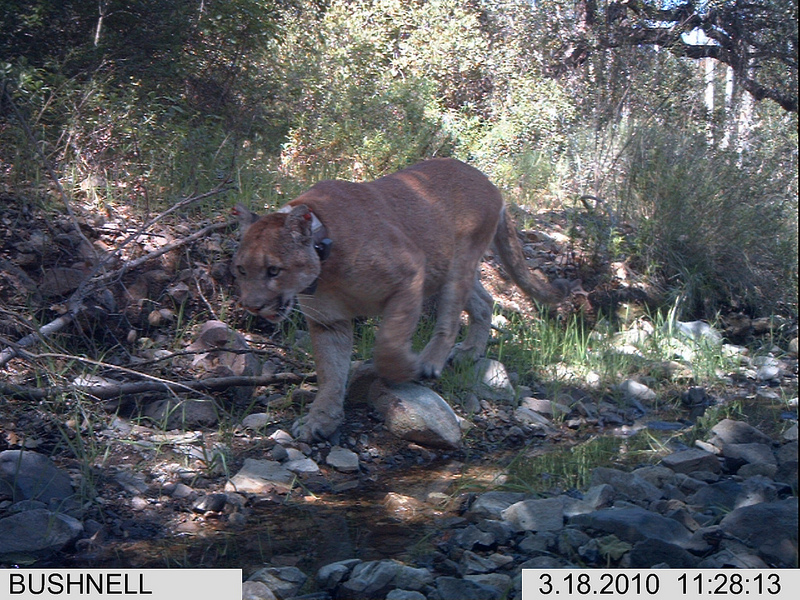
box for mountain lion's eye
[266,266,281,278]
[236,265,245,276]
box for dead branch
[0,372,305,401]
[0,315,75,369]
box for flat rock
[369,382,461,449]
[339,559,433,599]
[326,446,360,472]
[284,457,320,475]
[721,443,777,466]
[710,419,773,446]
[0,450,74,504]
[569,507,692,546]
[225,459,294,494]
[661,448,721,474]
[242,413,272,430]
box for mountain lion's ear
[232,203,260,238]
[285,204,314,241]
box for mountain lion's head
[232,203,321,322]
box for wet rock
[661,448,721,474]
[719,498,798,566]
[248,566,307,599]
[225,459,294,494]
[590,467,663,504]
[326,446,360,473]
[502,497,565,532]
[435,575,503,600]
[369,382,461,449]
[0,450,74,504]
[0,508,83,560]
[569,507,692,546]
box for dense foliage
[1,0,797,318]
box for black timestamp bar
[522,569,798,598]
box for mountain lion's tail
[493,207,578,305]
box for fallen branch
[0,372,306,401]
[0,315,75,369]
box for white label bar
[1,569,241,599]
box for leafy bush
[622,127,797,318]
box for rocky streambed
[1,390,796,600]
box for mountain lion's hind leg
[418,269,478,379]
[450,276,493,364]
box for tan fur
[232,158,569,441]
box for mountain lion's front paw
[291,407,344,442]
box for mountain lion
[233,158,576,442]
